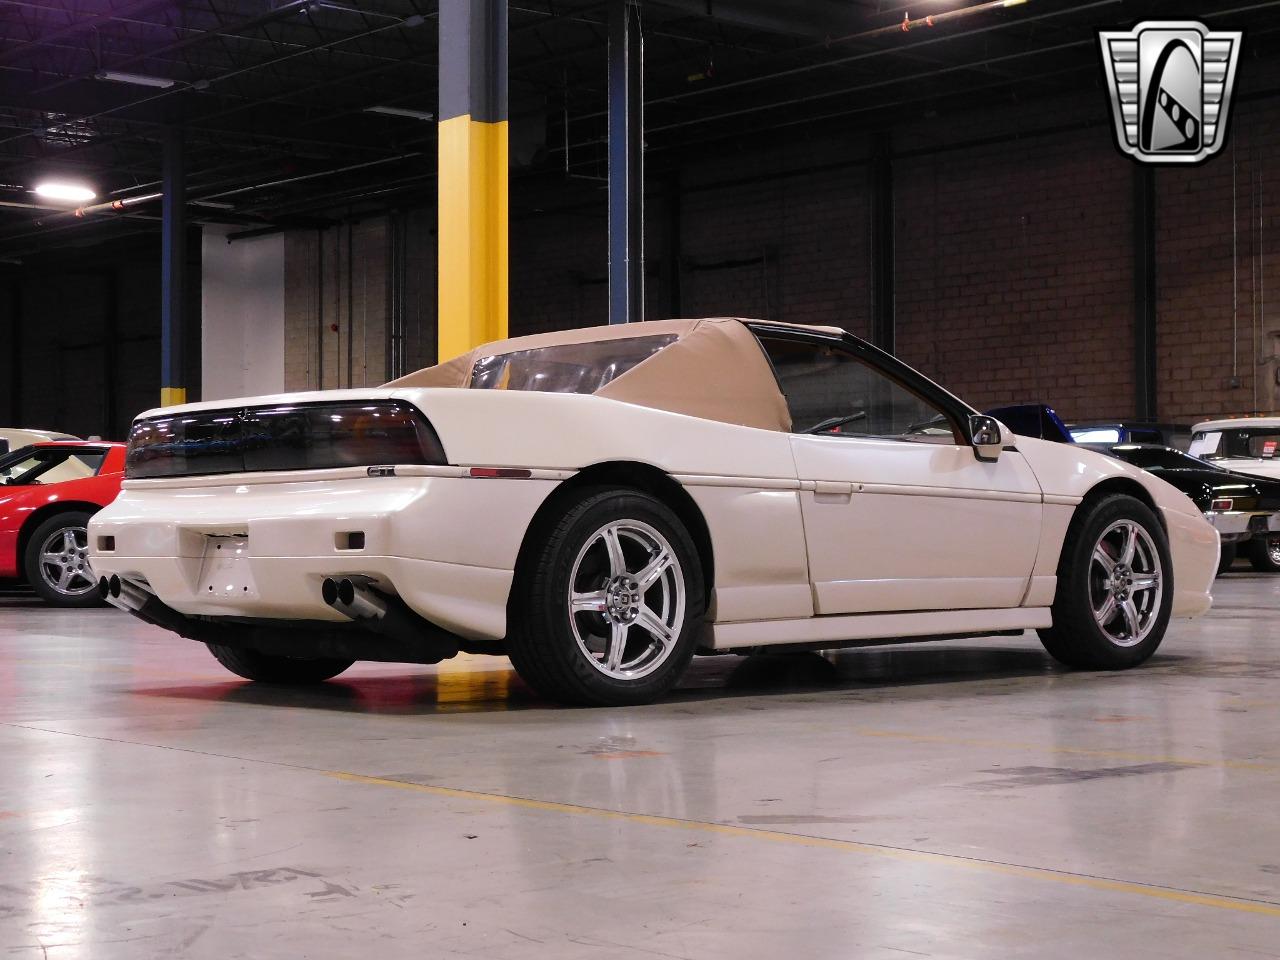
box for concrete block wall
[282,218,390,391]
[0,235,200,439]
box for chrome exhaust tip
[321,577,340,607]
[331,577,387,620]
[317,575,459,663]
[336,577,357,607]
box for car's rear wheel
[205,643,353,684]
[1038,494,1172,670]
[507,489,705,706]
[24,511,104,608]
[1217,541,1238,576]
[1246,535,1280,573]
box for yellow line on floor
[853,727,1280,773]
[327,770,1280,918]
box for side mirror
[969,414,1004,462]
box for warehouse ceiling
[0,0,1277,259]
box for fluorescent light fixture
[34,181,96,203]
[363,105,435,121]
[95,69,175,89]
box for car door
[752,329,1043,615]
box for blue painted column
[608,0,644,324]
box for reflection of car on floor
[1190,417,1280,481]
[0,441,126,606]
[1078,443,1280,575]
[90,319,1218,706]
[0,428,79,455]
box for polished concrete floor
[2,570,1280,959]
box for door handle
[814,480,855,499]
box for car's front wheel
[1038,494,1173,670]
[24,511,104,608]
[507,489,705,706]
[1246,534,1280,573]
[205,643,353,684]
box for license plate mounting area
[197,535,257,600]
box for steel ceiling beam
[0,0,169,66]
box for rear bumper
[94,553,512,641]
[87,471,557,642]
[1206,510,1280,539]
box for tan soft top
[384,318,844,432]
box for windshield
[1072,427,1121,444]
[0,447,106,486]
[1191,428,1280,461]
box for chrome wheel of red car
[37,524,97,599]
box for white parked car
[0,427,78,455]
[89,319,1218,705]
[1190,417,1280,481]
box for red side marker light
[468,467,532,479]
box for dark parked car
[1068,421,1192,451]
[986,405,1280,575]
[1080,443,1280,574]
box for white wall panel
[201,225,285,401]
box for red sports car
[0,441,126,607]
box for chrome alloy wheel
[1268,536,1280,567]
[1089,519,1163,648]
[38,526,97,598]
[567,519,686,681]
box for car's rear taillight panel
[126,401,446,479]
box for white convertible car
[1190,417,1280,481]
[89,319,1218,705]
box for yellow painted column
[437,0,508,362]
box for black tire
[23,510,105,608]
[506,488,705,707]
[205,642,353,684]
[1217,541,1238,576]
[1246,535,1280,573]
[1037,494,1173,670]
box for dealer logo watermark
[1099,21,1242,165]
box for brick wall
[895,126,1135,421]
[678,153,870,335]
[1155,99,1280,423]
[269,93,1280,426]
